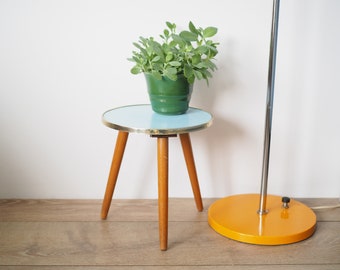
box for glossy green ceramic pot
[145,73,193,115]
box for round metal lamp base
[208,194,316,245]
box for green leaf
[150,44,164,59]
[164,68,177,81]
[166,21,175,31]
[139,36,148,44]
[195,46,208,54]
[165,67,178,75]
[179,31,198,42]
[189,21,199,34]
[202,69,212,78]
[152,56,160,62]
[169,74,178,81]
[203,27,218,38]
[194,62,208,69]
[187,75,195,84]
[133,42,142,50]
[169,61,181,67]
[130,66,142,74]
[152,63,163,71]
[193,70,203,80]
[184,64,193,78]
[191,55,201,65]
[163,67,177,80]
[171,34,185,45]
[151,71,162,80]
[208,60,217,69]
[165,53,173,62]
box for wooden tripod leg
[157,136,169,251]
[179,133,203,212]
[101,131,129,219]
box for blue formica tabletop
[102,104,213,135]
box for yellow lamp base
[208,194,316,245]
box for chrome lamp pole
[258,0,280,215]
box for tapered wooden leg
[101,131,129,219]
[157,136,169,251]
[179,133,203,211]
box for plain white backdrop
[0,0,339,199]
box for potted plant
[128,21,219,115]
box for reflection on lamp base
[208,194,316,245]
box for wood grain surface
[0,198,339,269]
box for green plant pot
[145,73,193,115]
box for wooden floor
[0,198,339,269]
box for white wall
[0,0,339,199]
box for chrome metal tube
[258,0,280,215]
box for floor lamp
[208,0,317,245]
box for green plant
[128,21,219,84]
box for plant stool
[101,104,212,250]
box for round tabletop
[102,104,213,135]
